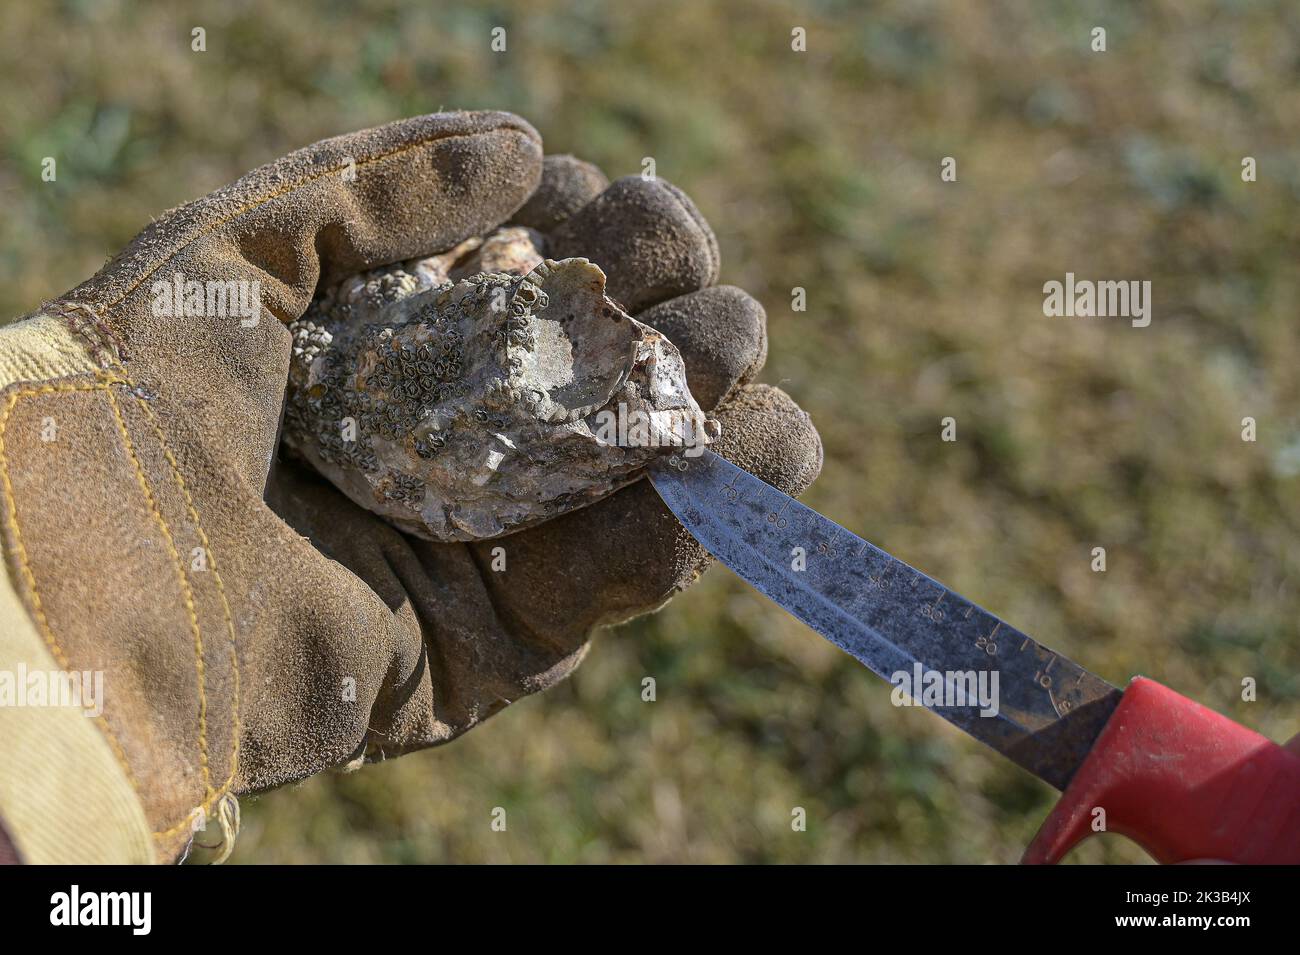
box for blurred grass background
[3,0,1299,863]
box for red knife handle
[1022,676,1300,864]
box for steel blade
[650,449,1122,790]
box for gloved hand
[0,111,820,863]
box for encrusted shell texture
[284,238,717,541]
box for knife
[649,449,1300,864]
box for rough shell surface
[284,238,717,541]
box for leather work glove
[0,111,821,863]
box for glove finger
[636,285,768,410]
[68,110,543,325]
[469,383,822,641]
[547,176,720,314]
[512,154,610,233]
[706,383,823,498]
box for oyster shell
[284,247,718,541]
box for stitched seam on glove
[131,392,243,824]
[0,377,143,805]
[0,372,242,843]
[103,388,214,797]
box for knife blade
[650,449,1122,791]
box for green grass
[2,0,1297,863]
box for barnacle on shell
[283,230,718,542]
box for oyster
[283,239,718,542]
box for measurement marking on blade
[767,498,790,528]
[976,621,1001,656]
[919,588,946,621]
[1034,655,1058,690]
